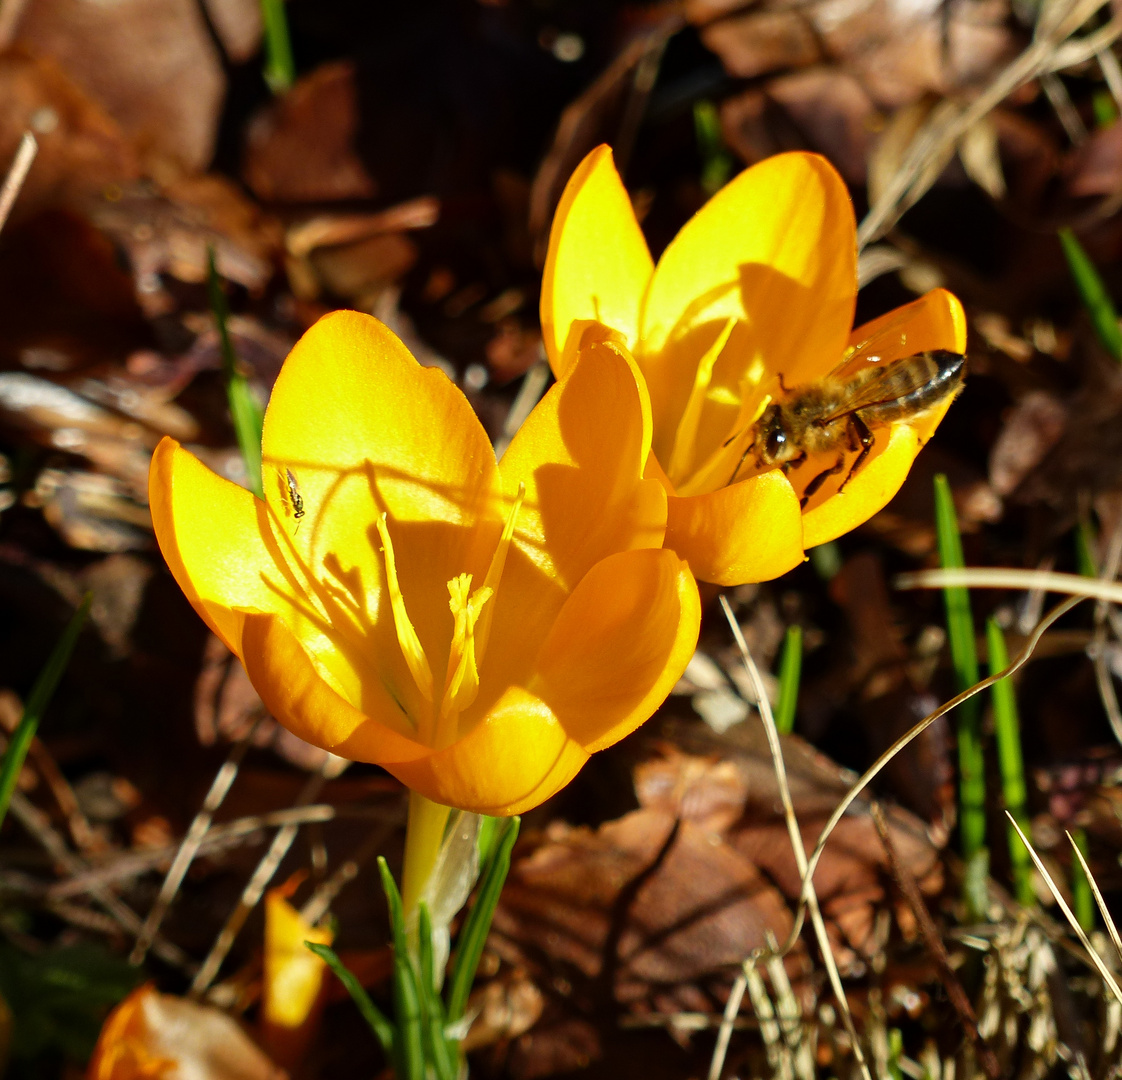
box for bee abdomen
[858,350,965,424]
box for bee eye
[766,427,787,459]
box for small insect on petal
[284,468,305,529]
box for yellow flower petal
[239,612,427,766]
[638,153,857,452]
[535,547,700,753]
[498,339,665,592]
[843,287,967,372]
[801,423,921,548]
[263,891,332,1031]
[540,145,653,376]
[664,469,804,586]
[149,436,274,656]
[392,683,588,816]
[259,310,504,723]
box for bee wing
[815,352,962,424]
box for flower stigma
[374,483,526,751]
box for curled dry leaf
[88,984,284,1080]
[16,0,224,172]
[244,61,378,204]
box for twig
[0,133,36,237]
[8,791,192,971]
[189,760,343,996]
[713,596,873,1080]
[1008,814,1122,1006]
[871,802,1001,1080]
[775,595,1083,960]
[300,817,398,926]
[858,0,1118,248]
[896,566,1122,602]
[47,803,397,900]
[130,721,261,964]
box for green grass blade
[774,625,802,736]
[0,594,91,829]
[418,903,456,1080]
[693,100,733,197]
[378,857,425,1080]
[986,618,1033,905]
[934,475,986,871]
[206,248,264,499]
[305,941,394,1056]
[446,815,520,1025]
[1059,227,1122,362]
[1075,519,1099,577]
[1093,89,1119,129]
[260,0,295,94]
[1070,827,1095,933]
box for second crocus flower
[542,146,966,585]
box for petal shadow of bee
[732,349,967,507]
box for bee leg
[781,451,807,475]
[800,455,845,508]
[838,413,875,493]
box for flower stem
[402,791,451,920]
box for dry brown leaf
[959,115,1007,199]
[1066,117,1122,198]
[0,49,138,220]
[989,390,1068,496]
[244,61,378,204]
[202,0,263,64]
[16,0,225,171]
[699,10,821,80]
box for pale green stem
[401,791,451,920]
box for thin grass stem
[774,625,802,736]
[206,248,264,498]
[934,475,988,902]
[260,0,295,94]
[986,618,1034,905]
[1060,227,1122,361]
[0,594,90,829]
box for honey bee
[732,349,966,505]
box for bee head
[757,405,791,465]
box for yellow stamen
[375,513,434,706]
[666,318,737,485]
[438,574,492,745]
[474,482,524,664]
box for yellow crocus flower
[149,311,699,816]
[542,146,967,585]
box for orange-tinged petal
[263,891,332,1030]
[534,547,701,753]
[540,145,653,376]
[498,338,665,590]
[148,437,275,656]
[239,612,427,765]
[843,288,967,373]
[393,684,587,815]
[639,153,857,458]
[664,469,804,586]
[481,340,667,704]
[801,423,922,548]
[259,310,503,717]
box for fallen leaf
[244,61,378,204]
[16,0,225,171]
[87,984,284,1080]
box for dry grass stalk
[714,596,872,1080]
